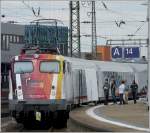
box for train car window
[40,61,60,73]
[14,62,33,74]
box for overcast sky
[1,0,148,54]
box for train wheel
[15,117,22,123]
[39,120,51,129]
[53,118,67,128]
[23,121,33,129]
[15,112,24,123]
[94,101,98,106]
[53,111,67,128]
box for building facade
[1,23,25,90]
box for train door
[72,69,80,104]
[96,69,104,99]
[63,61,74,104]
[72,69,88,105]
[79,70,87,104]
[85,69,98,102]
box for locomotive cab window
[40,61,60,73]
[14,61,33,74]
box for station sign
[124,47,140,58]
[111,47,140,59]
[111,47,122,58]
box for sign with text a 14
[111,47,140,58]
[124,47,140,58]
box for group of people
[103,79,138,105]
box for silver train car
[9,53,147,128]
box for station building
[1,22,25,90]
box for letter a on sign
[114,48,120,56]
[112,47,122,58]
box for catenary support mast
[69,1,81,58]
[91,1,97,59]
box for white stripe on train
[50,74,58,99]
[16,74,23,100]
[8,71,13,100]
[15,56,24,100]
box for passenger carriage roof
[64,57,147,73]
[11,54,147,73]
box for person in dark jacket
[111,80,117,104]
[103,79,110,105]
[130,80,138,104]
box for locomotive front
[9,53,68,128]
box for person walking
[130,80,138,104]
[111,80,117,104]
[118,80,126,105]
[103,79,110,105]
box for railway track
[2,122,70,132]
[1,118,86,132]
[20,127,69,132]
[1,105,102,132]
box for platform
[69,101,149,132]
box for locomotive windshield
[14,61,33,74]
[40,61,60,73]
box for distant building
[96,46,111,61]
[1,22,25,89]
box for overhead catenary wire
[1,7,69,11]
[80,0,147,41]
[1,0,147,42]
[129,21,147,39]
[2,1,146,24]
[21,0,45,19]
[81,33,146,37]
[100,1,147,21]
[81,34,146,40]
[81,20,146,23]
[133,22,147,35]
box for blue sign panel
[124,47,140,58]
[111,47,122,58]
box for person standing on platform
[118,80,126,105]
[130,80,138,104]
[124,85,129,104]
[111,80,117,104]
[103,79,110,105]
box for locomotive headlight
[52,85,55,90]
